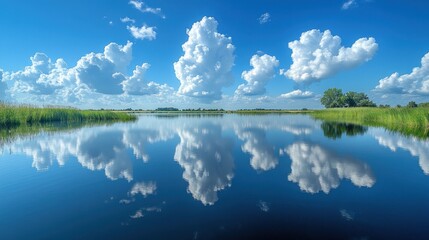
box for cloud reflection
[174,123,234,205]
[129,181,157,197]
[285,142,375,193]
[372,129,429,174]
[6,118,174,181]
[235,127,278,171]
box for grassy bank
[0,104,136,128]
[310,107,429,138]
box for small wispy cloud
[340,209,355,221]
[130,209,144,219]
[258,12,271,24]
[342,0,357,10]
[129,0,165,18]
[258,201,270,212]
[280,90,314,99]
[120,17,136,24]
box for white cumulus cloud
[280,89,314,99]
[122,63,172,95]
[4,53,70,95]
[258,13,271,24]
[127,25,157,40]
[374,52,429,96]
[1,42,169,104]
[282,29,378,84]
[235,53,279,96]
[75,42,133,94]
[174,16,235,103]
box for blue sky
[0,0,428,109]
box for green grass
[310,107,429,138]
[0,104,136,128]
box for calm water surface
[1,114,429,239]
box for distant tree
[407,101,418,108]
[378,104,390,108]
[396,104,402,108]
[321,88,345,108]
[418,102,429,108]
[156,107,179,111]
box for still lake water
[1,114,429,239]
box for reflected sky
[1,114,429,239]
[283,142,375,194]
[371,129,429,175]
[2,114,429,199]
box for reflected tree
[321,121,368,139]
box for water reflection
[174,123,234,205]
[77,129,134,181]
[321,122,368,139]
[283,142,375,194]
[3,114,429,239]
[235,127,278,171]
[1,115,388,204]
[5,120,174,181]
[372,129,429,174]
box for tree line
[320,88,428,109]
[321,88,376,108]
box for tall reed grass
[0,104,136,128]
[310,107,429,138]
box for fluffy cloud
[174,123,234,205]
[122,63,172,95]
[282,29,378,84]
[75,42,133,94]
[127,25,157,41]
[235,53,279,96]
[285,142,375,194]
[374,52,429,96]
[4,53,71,95]
[129,181,157,197]
[280,89,314,99]
[174,16,235,103]
[258,13,271,24]
[1,42,168,104]
[129,0,165,18]
[372,129,429,175]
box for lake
[1,114,429,239]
